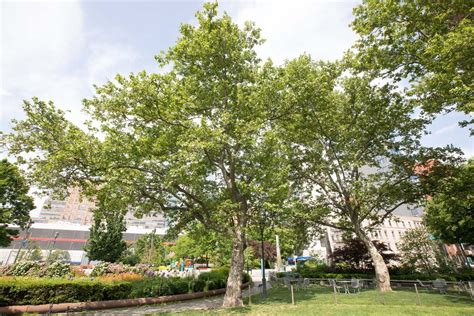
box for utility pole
[275,234,282,272]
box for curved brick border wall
[0,282,250,314]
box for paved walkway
[69,283,266,315]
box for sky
[1,0,473,211]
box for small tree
[135,232,167,265]
[424,159,474,245]
[171,226,233,268]
[0,159,34,247]
[18,244,43,262]
[247,240,276,263]
[171,235,200,261]
[85,211,127,263]
[244,246,260,269]
[399,227,457,274]
[330,238,398,271]
[47,249,71,263]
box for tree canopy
[351,0,474,131]
[398,226,458,275]
[1,1,467,299]
[330,237,398,271]
[274,55,456,291]
[2,3,291,307]
[84,210,127,263]
[0,159,34,247]
[424,159,474,245]
[134,231,168,265]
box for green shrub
[90,262,110,277]
[43,262,73,278]
[188,278,206,293]
[304,258,327,271]
[129,277,195,298]
[0,278,132,306]
[281,267,474,281]
[9,262,38,276]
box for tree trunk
[222,229,245,308]
[358,231,392,292]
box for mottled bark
[357,230,392,292]
[222,228,245,308]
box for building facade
[303,205,425,262]
[34,187,167,230]
[0,223,166,265]
[325,214,424,255]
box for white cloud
[1,0,140,212]
[86,42,139,93]
[1,0,139,131]
[228,0,360,64]
[1,1,86,129]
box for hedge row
[0,269,251,306]
[0,278,132,306]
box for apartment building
[34,187,167,230]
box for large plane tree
[275,56,458,292]
[2,3,290,307]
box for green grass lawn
[160,285,474,315]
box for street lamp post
[47,232,59,261]
[259,210,267,298]
[13,219,33,264]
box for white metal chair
[350,278,361,294]
[432,278,448,294]
[329,279,343,293]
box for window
[391,231,395,238]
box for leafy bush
[130,277,193,298]
[1,262,73,278]
[303,258,327,271]
[276,271,300,278]
[197,269,228,290]
[0,277,132,306]
[43,262,73,278]
[90,262,151,277]
[286,266,474,281]
[9,262,38,276]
